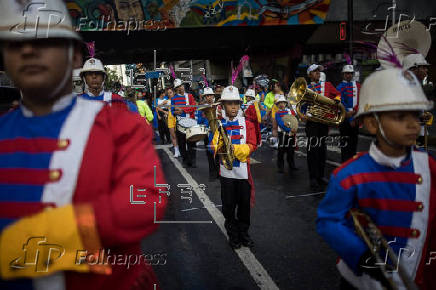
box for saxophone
[199,105,235,170]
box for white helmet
[72,69,83,95]
[80,58,106,77]
[275,95,287,104]
[0,0,81,41]
[403,54,430,70]
[307,64,324,76]
[203,87,214,95]
[342,65,354,73]
[73,69,82,81]
[355,68,433,118]
[174,79,183,88]
[219,86,240,102]
[245,88,255,99]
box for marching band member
[172,78,197,167]
[166,87,181,157]
[80,57,122,102]
[243,88,262,146]
[0,1,167,290]
[336,64,361,162]
[275,96,298,173]
[317,68,435,290]
[403,53,433,146]
[156,90,171,144]
[305,64,340,191]
[72,68,84,95]
[197,87,219,181]
[210,86,258,249]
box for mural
[67,0,331,30]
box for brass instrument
[281,114,299,135]
[200,105,235,170]
[350,209,419,290]
[289,77,345,126]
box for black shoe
[191,163,197,168]
[182,162,189,168]
[240,232,254,248]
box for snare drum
[186,125,209,142]
[177,117,198,134]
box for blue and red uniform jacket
[336,81,360,123]
[0,94,167,290]
[275,109,296,133]
[317,143,436,289]
[170,93,196,119]
[308,81,340,100]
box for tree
[105,67,120,92]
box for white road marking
[285,192,325,199]
[155,144,173,150]
[250,158,261,164]
[160,147,279,290]
[181,204,223,212]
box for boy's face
[309,70,320,82]
[364,111,421,147]
[3,39,77,99]
[223,100,240,118]
[84,72,105,90]
[205,94,214,104]
[343,72,353,82]
[277,101,286,110]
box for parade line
[159,146,280,290]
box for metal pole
[348,0,353,60]
[392,0,396,26]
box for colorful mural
[67,0,331,31]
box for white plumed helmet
[245,88,255,99]
[0,0,81,41]
[355,68,433,118]
[72,69,82,81]
[80,58,106,77]
[403,54,430,70]
[219,86,240,102]
[174,79,183,88]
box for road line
[285,192,325,199]
[161,147,279,290]
[295,150,341,167]
[181,204,223,212]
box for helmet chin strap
[373,113,400,147]
[49,41,74,100]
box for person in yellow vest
[136,90,154,123]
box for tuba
[200,105,235,170]
[350,209,419,290]
[290,77,345,126]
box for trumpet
[289,77,345,126]
[350,209,419,290]
[199,105,235,170]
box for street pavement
[142,124,436,290]
[140,125,361,290]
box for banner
[67,0,331,31]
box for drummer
[171,79,198,168]
[275,95,298,174]
[197,87,220,180]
